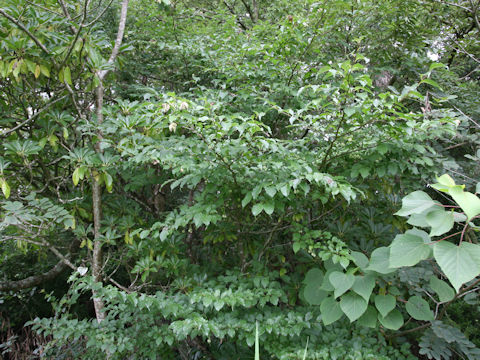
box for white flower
[77,267,88,276]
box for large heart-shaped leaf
[389,231,431,268]
[357,305,377,328]
[449,187,480,220]
[378,309,404,330]
[406,296,434,321]
[351,275,375,301]
[395,191,436,216]
[426,209,454,237]
[374,294,396,317]
[329,271,355,298]
[320,297,343,325]
[340,293,368,322]
[433,241,480,292]
[366,247,395,274]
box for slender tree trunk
[91,0,130,323]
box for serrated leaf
[374,294,396,317]
[340,293,367,322]
[426,209,454,237]
[406,296,434,321]
[429,276,455,303]
[395,191,436,216]
[357,305,377,328]
[433,241,480,292]
[320,297,343,325]
[329,271,355,298]
[351,275,375,301]
[389,231,432,268]
[378,309,404,330]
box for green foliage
[1,0,480,358]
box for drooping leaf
[406,296,434,321]
[448,187,480,220]
[429,276,455,303]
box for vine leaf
[433,241,480,292]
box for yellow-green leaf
[63,66,72,85]
[34,64,41,79]
[72,168,80,186]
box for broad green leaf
[252,203,263,216]
[340,293,367,322]
[429,276,455,303]
[437,174,455,187]
[433,241,480,292]
[357,305,377,328]
[241,192,252,208]
[374,294,396,317]
[407,213,429,227]
[426,209,454,237]
[303,268,324,284]
[263,201,274,215]
[448,187,480,220]
[389,231,432,268]
[72,168,80,186]
[351,251,369,268]
[395,191,436,216]
[64,66,72,85]
[320,297,343,325]
[378,309,404,330]
[406,296,434,321]
[329,272,355,298]
[367,247,396,274]
[351,275,375,301]
[304,283,328,305]
[429,63,446,71]
[421,78,441,89]
[303,268,327,305]
[264,186,276,198]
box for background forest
[1,0,480,359]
